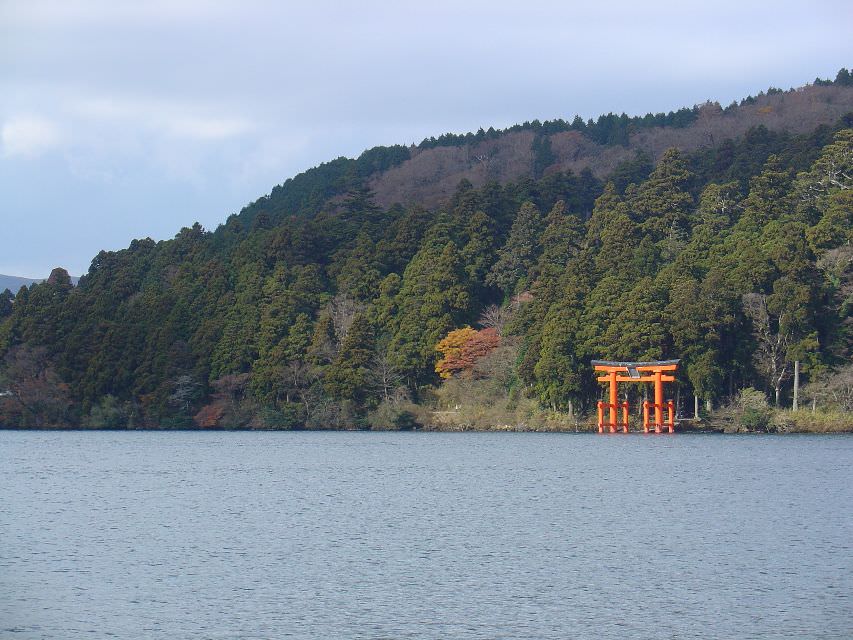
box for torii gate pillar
[608,369,618,432]
[654,369,663,430]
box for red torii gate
[592,360,680,433]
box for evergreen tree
[324,312,375,402]
[629,148,694,248]
[531,261,591,409]
[610,150,654,194]
[308,310,337,366]
[389,237,472,382]
[795,129,853,249]
[583,183,624,252]
[333,232,383,301]
[486,201,544,296]
[460,210,500,306]
[532,134,556,179]
[533,200,584,280]
[737,155,794,232]
[0,289,14,320]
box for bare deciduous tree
[472,339,519,392]
[803,363,853,411]
[477,304,512,336]
[168,374,200,412]
[283,360,322,415]
[369,351,405,403]
[0,345,71,427]
[329,293,364,343]
[742,293,792,406]
[210,373,251,416]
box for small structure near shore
[592,360,680,433]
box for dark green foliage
[630,148,694,245]
[388,234,473,383]
[2,105,852,428]
[532,134,556,179]
[0,289,13,320]
[238,146,410,226]
[610,150,654,194]
[417,105,699,152]
[486,202,545,296]
[324,312,375,402]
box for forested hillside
[238,73,853,224]
[1,73,852,430]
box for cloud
[163,115,252,141]
[1,115,63,157]
[1,0,241,27]
[71,95,253,141]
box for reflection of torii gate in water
[592,360,680,433]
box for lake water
[1,431,851,639]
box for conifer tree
[0,289,13,320]
[333,232,382,301]
[532,200,584,281]
[308,310,337,366]
[460,210,500,306]
[738,155,794,231]
[583,183,624,252]
[324,312,375,401]
[486,201,544,296]
[389,236,472,382]
[629,148,694,248]
[532,260,591,409]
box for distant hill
[0,275,41,293]
[0,273,79,294]
[236,77,853,225]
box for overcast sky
[2,0,851,277]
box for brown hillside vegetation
[371,84,853,208]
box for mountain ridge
[0,275,41,294]
[371,84,853,209]
[236,74,853,226]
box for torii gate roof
[590,360,680,368]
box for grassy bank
[417,394,852,434]
[764,409,853,433]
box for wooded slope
[1,73,851,429]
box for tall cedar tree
[486,201,545,296]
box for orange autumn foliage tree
[435,327,501,378]
[435,327,477,378]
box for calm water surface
[1,431,851,639]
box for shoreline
[1,424,850,434]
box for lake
[1,431,851,639]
